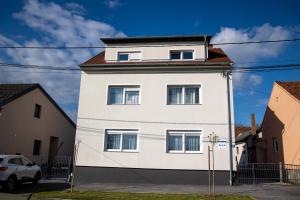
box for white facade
[75,38,235,172]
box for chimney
[251,113,256,135]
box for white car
[0,155,41,192]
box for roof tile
[276,81,300,101]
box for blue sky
[0,0,300,126]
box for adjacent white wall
[76,72,236,170]
[0,88,76,157]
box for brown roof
[0,84,37,106]
[277,81,300,101]
[0,83,76,127]
[101,35,212,44]
[81,48,232,66]
[235,126,251,137]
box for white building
[75,35,236,185]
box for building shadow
[0,181,70,194]
[258,106,285,163]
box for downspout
[226,69,234,186]
[204,36,208,61]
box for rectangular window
[33,140,41,155]
[167,85,200,105]
[34,104,41,118]
[272,137,279,153]
[170,51,181,60]
[118,53,129,61]
[118,52,141,61]
[108,86,140,105]
[170,50,194,60]
[105,130,138,152]
[167,131,202,153]
[183,51,193,59]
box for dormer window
[118,51,141,62]
[118,53,129,61]
[170,50,194,60]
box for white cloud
[64,2,86,15]
[0,0,125,120]
[104,0,121,9]
[212,23,292,88]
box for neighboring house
[258,81,300,165]
[235,114,260,166]
[235,126,251,166]
[75,35,236,185]
[0,84,76,158]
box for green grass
[33,190,252,200]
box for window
[170,51,181,60]
[170,50,194,60]
[272,137,279,153]
[108,86,140,105]
[118,52,141,61]
[8,158,23,166]
[118,53,129,61]
[167,131,202,153]
[33,140,41,155]
[34,104,41,118]
[167,85,200,105]
[105,130,138,152]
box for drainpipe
[204,36,208,61]
[226,70,234,186]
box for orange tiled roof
[277,81,300,101]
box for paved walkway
[0,180,299,200]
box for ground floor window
[105,129,138,152]
[167,130,202,153]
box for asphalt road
[0,180,299,200]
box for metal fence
[27,156,72,180]
[235,163,300,185]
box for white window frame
[167,130,202,153]
[167,85,201,105]
[169,50,194,60]
[104,129,139,152]
[108,86,141,105]
[118,51,142,62]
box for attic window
[118,52,141,61]
[170,50,194,60]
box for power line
[0,38,299,49]
[211,38,300,45]
[1,62,300,74]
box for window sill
[107,104,141,106]
[167,151,203,154]
[167,104,202,105]
[105,149,139,153]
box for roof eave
[101,35,213,45]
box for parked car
[0,155,41,192]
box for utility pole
[226,70,234,186]
[208,132,219,196]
